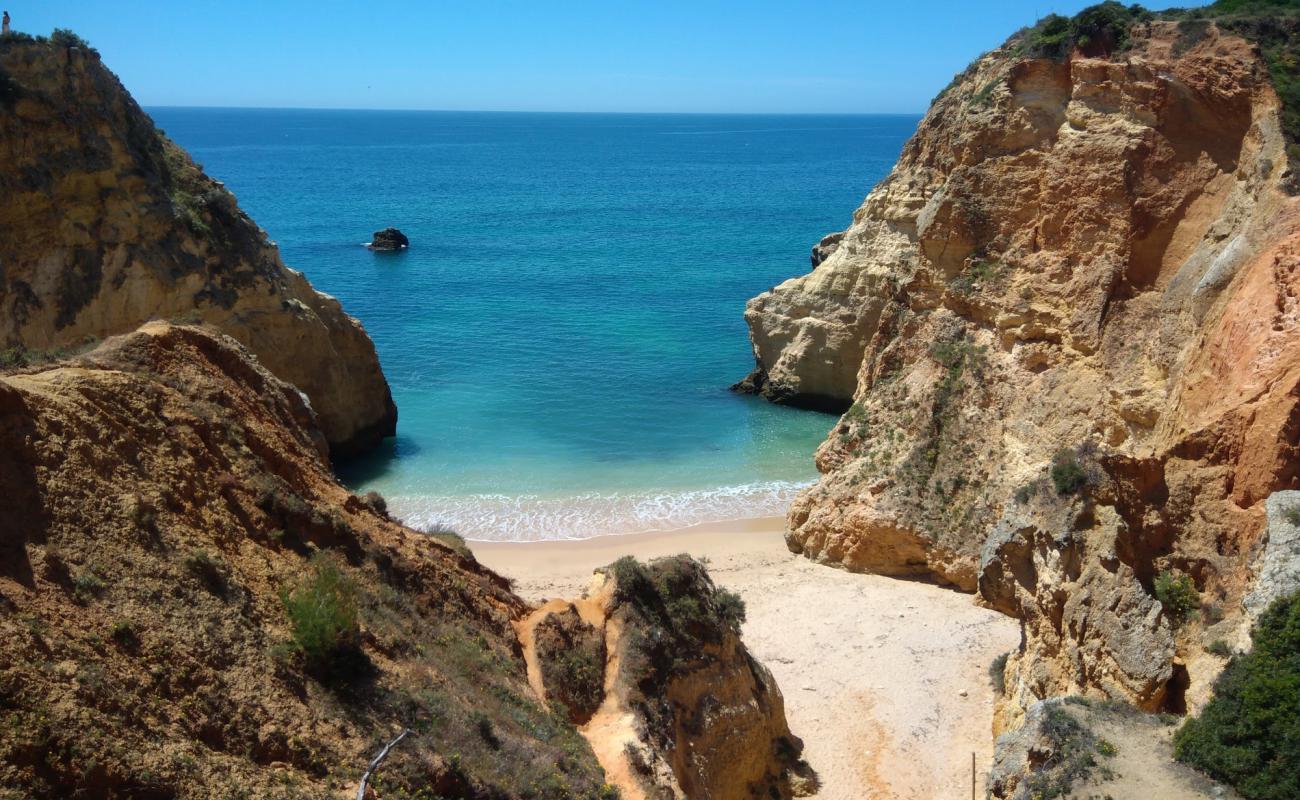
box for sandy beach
[473,517,1021,799]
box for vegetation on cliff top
[935,1,1300,187]
[609,556,748,732]
[1174,591,1300,800]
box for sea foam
[389,480,812,542]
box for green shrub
[184,549,226,592]
[1284,505,1300,527]
[72,570,106,602]
[1206,639,1233,657]
[1022,704,1110,799]
[1174,591,1300,800]
[110,619,138,647]
[990,652,1010,693]
[545,648,603,718]
[1050,449,1088,495]
[1154,570,1200,620]
[49,28,96,52]
[715,588,746,631]
[427,525,470,558]
[1019,2,1150,59]
[282,554,364,680]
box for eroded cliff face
[521,557,811,800]
[0,323,614,798]
[742,19,1300,725]
[0,38,396,456]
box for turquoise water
[152,109,915,540]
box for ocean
[152,108,917,540]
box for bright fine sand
[472,517,1021,799]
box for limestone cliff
[740,10,1300,726]
[0,323,612,798]
[521,557,812,800]
[0,35,396,456]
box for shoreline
[471,516,1020,799]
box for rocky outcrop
[742,14,1300,725]
[1242,490,1300,623]
[0,323,611,798]
[809,231,844,269]
[988,697,1238,799]
[523,557,812,800]
[0,37,396,456]
[368,227,410,251]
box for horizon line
[142,104,928,117]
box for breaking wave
[388,480,812,542]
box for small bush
[1022,704,1108,799]
[1174,591,1300,800]
[110,619,138,648]
[282,554,364,681]
[1050,449,1088,495]
[361,491,388,516]
[49,28,94,51]
[1203,601,1226,624]
[184,549,226,593]
[1154,570,1200,620]
[1206,639,1233,657]
[715,588,746,631]
[72,570,106,602]
[990,652,1010,693]
[427,524,470,558]
[1284,505,1300,527]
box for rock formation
[987,696,1236,799]
[0,36,396,457]
[368,227,410,251]
[0,323,613,797]
[740,10,1300,729]
[521,556,812,800]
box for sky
[7,1,1186,113]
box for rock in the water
[368,227,409,251]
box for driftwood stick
[355,728,412,800]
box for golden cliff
[0,323,805,798]
[0,35,395,457]
[741,12,1300,726]
[520,557,812,800]
[0,323,611,797]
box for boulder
[368,227,409,251]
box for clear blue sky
[8,1,1185,113]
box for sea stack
[368,227,410,251]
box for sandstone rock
[1242,490,1300,622]
[0,323,610,798]
[368,227,409,251]
[0,39,396,457]
[810,230,845,269]
[742,19,1300,718]
[534,556,814,800]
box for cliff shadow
[0,383,47,588]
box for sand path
[474,518,1020,799]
